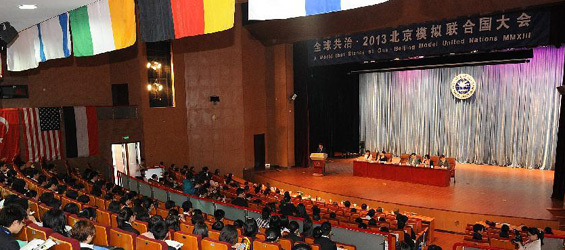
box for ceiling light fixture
[18,4,38,10]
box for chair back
[311,244,321,250]
[132,220,148,233]
[49,233,81,250]
[490,238,516,249]
[67,214,80,227]
[96,209,112,226]
[174,231,201,250]
[201,237,230,250]
[209,229,221,241]
[109,227,136,250]
[180,222,194,234]
[136,235,168,250]
[38,203,51,220]
[253,240,281,250]
[111,213,118,228]
[26,223,54,240]
[279,238,292,250]
[92,222,110,246]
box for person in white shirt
[363,151,372,161]
[517,227,543,250]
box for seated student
[181,200,193,217]
[78,195,91,204]
[231,189,249,207]
[165,215,180,232]
[71,220,109,250]
[284,221,304,243]
[214,209,225,223]
[165,200,176,210]
[544,227,554,235]
[141,215,163,239]
[212,221,224,231]
[108,201,121,214]
[437,155,450,168]
[242,218,258,240]
[265,227,281,243]
[63,203,80,215]
[148,220,177,250]
[256,207,271,229]
[117,207,140,235]
[43,209,70,237]
[0,204,27,250]
[472,224,485,241]
[193,222,209,238]
[219,225,241,248]
[302,218,314,238]
[78,207,97,221]
[518,227,543,250]
[314,222,337,250]
[499,224,510,238]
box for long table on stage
[353,160,451,187]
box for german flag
[137,0,235,42]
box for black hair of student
[288,221,300,234]
[63,203,80,215]
[43,209,68,236]
[78,207,97,220]
[292,243,312,250]
[219,225,238,245]
[165,215,180,231]
[243,218,258,238]
[261,207,271,220]
[108,201,121,214]
[151,220,169,240]
[117,207,135,228]
[312,226,323,238]
[265,227,281,242]
[192,222,209,238]
[279,215,289,229]
[165,200,176,210]
[181,200,192,211]
[0,204,26,228]
[321,221,332,236]
[77,195,90,204]
[302,218,313,237]
[212,221,224,231]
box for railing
[116,171,395,250]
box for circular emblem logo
[451,74,477,100]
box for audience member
[0,204,26,250]
[117,207,140,235]
[314,222,337,250]
[43,209,69,237]
[193,222,209,238]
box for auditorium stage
[246,158,559,233]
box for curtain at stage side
[359,46,564,170]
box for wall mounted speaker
[0,22,18,45]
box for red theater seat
[253,240,281,250]
[49,233,81,250]
[136,235,169,250]
[109,227,136,250]
[201,238,230,250]
[92,222,110,246]
[26,223,54,241]
[174,231,201,250]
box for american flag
[23,108,62,162]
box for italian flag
[69,0,136,57]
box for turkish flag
[0,109,20,163]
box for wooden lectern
[310,153,328,176]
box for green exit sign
[122,136,130,140]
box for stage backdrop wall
[360,46,564,170]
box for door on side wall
[111,142,141,184]
[254,134,265,170]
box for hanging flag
[0,109,21,162]
[63,107,99,158]
[137,0,235,42]
[7,26,39,72]
[23,108,63,162]
[248,0,389,20]
[69,0,136,57]
[35,13,72,62]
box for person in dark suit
[316,143,326,153]
[0,204,26,250]
[279,196,298,216]
[231,188,249,207]
[407,153,421,166]
[313,222,337,250]
[437,155,450,168]
[284,221,304,243]
[117,207,140,235]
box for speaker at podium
[310,153,328,176]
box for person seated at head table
[363,150,372,161]
[377,151,388,162]
[437,155,450,168]
[407,153,420,166]
[422,154,433,167]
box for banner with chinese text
[308,9,550,66]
